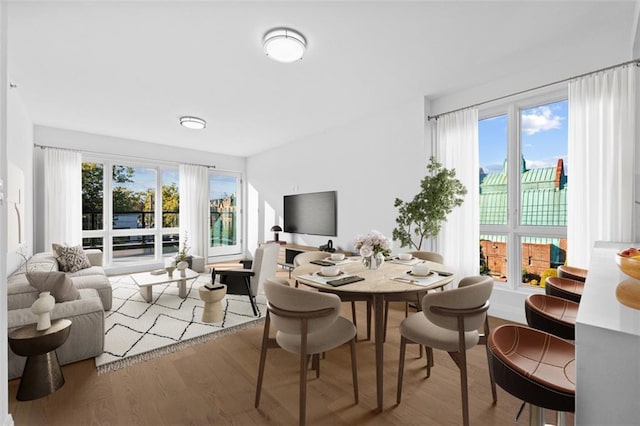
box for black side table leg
[17,351,65,401]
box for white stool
[198,285,227,323]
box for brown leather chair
[525,294,578,340]
[488,324,575,425]
[557,265,587,282]
[545,276,584,303]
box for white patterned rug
[95,273,266,374]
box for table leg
[373,294,385,412]
[178,278,187,298]
[140,286,152,302]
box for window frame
[478,88,568,290]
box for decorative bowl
[398,253,412,261]
[165,266,176,276]
[330,253,345,261]
[411,263,431,276]
[320,265,341,277]
[615,252,640,280]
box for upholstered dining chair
[211,243,279,316]
[255,278,358,426]
[293,251,371,340]
[396,276,496,426]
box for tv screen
[284,191,337,237]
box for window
[479,94,568,288]
[81,158,180,265]
[208,171,242,257]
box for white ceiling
[7,1,638,157]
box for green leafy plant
[392,156,467,251]
[175,232,191,262]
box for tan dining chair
[293,251,371,340]
[255,278,358,426]
[396,276,496,426]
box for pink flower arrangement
[353,230,392,257]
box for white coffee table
[130,269,200,303]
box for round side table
[199,285,227,323]
[8,319,72,401]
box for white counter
[575,241,640,425]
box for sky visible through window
[115,168,235,200]
[479,100,568,173]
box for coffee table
[131,269,200,302]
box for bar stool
[488,324,575,426]
[557,265,587,282]
[545,276,584,303]
[525,294,578,341]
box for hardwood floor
[8,266,574,425]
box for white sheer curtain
[179,164,209,259]
[43,148,82,248]
[568,65,637,268]
[435,108,480,279]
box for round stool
[557,265,587,282]
[525,294,578,340]
[545,276,584,303]
[199,284,227,323]
[488,324,575,426]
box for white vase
[31,291,55,331]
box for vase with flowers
[175,232,192,269]
[354,230,392,270]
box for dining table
[293,256,455,411]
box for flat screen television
[284,191,337,237]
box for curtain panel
[568,65,637,268]
[43,148,82,248]
[179,164,209,259]
[435,108,480,278]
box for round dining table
[293,257,455,411]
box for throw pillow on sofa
[53,243,92,273]
[26,271,80,302]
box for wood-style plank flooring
[8,266,574,425]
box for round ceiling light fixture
[263,28,306,63]
[179,116,206,130]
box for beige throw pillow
[26,271,80,302]
[52,243,92,273]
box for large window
[81,159,180,265]
[479,94,568,288]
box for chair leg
[459,350,470,426]
[244,277,260,317]
[255,313,271,408]
[425,347,432,378]
[349,338,359,404]
[312,353,320,378]
[299,351,308,426]
[397,335,407,404]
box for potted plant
[175,233,193,269]
[392,156,467,251]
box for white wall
[1,2,12,423]
[6,88,33,274]
[32,125,246,254]
[247,97,427,255]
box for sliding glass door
[208,171,242,257]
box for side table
[199,284,227,323]
[8,319,72,401]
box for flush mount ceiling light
[263,28,306,63]
[179,116,206,130]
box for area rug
[95,273,266,374]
